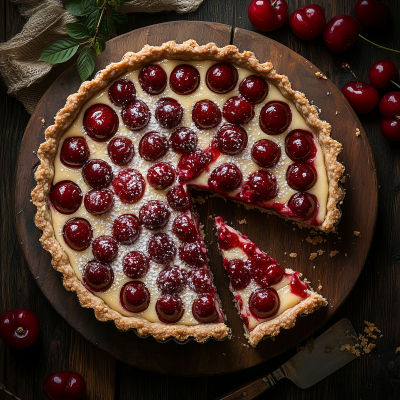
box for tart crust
[32,40,342,343]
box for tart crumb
[238,218,247,225]
[289,253,297,258]
[297,338,315,354]
[356,128,361,137]
[310,252,318,260]
[340,343,361,357]
[317,249,325,256]
[315,71,327,79]
[306,235,323,245]
[340,176,346,183]
[354,231,361,237]
[396,347,400,353]
[325,344,337,356]
[317,283,322,291]
[330,250,339,257]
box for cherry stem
[341,63,359,87]
[16,327,24,335]
[271,0,277,6]
[391,80,400,89]
[0,383,22,400]
[359,34,400,54]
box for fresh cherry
[248,170,277,200]
[379,92,400,117]
[166,185,191,211]
[288,192,318,220]
[179,242,207,267]
[354,0,390,29]
[227,260,251,290]
[139,200,170,230]
[286,162,317,191]
[368,60,397,90]
[139,131,168,161]
[208,163,242,193]
[248,0,289,32]
[108,78,136,106]
[251,139,281,168]
[206,63,238,94]
[123,251,149,279]
[112,214,141,244]
[155,97,183,129]
[323,15,359,53]
[239,75,269,104]
[177,149,214,182]
[380,117,400,141]
[342,81,379,114]
[112,168,146,203]
[83,104,118,142]
[60,137,89,168]
[170,64,200,95]
[216,221,239,250]
[252,263,284,287]
[249,288,280,318]
[156,294,184,323]
[82,159,113,189]
[43,371,86,400]
[169,127,198,154]
[214,123,248,155]
[192,100,222,129]
[289,4,326,40]
[63,218,92,251]
[188,269,214,293]
[84,188,114,215]
[285,129,315,161]
[84,260,114,292]
[50,181,82,214]
[121,100,150,131]
[121,281,150,313]
[157,266,187,294]
[147,162,175,190]
[260,101,292,135]
[0,309,40,349]
[92,235,118,263]
[172,214,197,242]
[107,137,134,166]
[148,233,176,264]
[139,64,167,95]
[222,96,254,125]
[192,293,218,323]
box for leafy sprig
[39,0,130,81]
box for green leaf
[66,23,90,39]
[39,38,79,64]
[112,10,128,27]
[86,9,101,35]
[95,38,106,56]
[77,46,95,81]
[99,16,116,37]
[65,0,96,17]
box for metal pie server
[216,318,359,400]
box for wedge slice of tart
[215,217,327,346]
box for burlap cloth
[0,0,204,114]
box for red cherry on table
[379,92,400,117]
[368,60,397,90]
[380,117,400,141]
[43,371,86,400]
[342,80,379,114]
[323,15,360,53]
[0,309,40,349]
[354,0,390,29]
[289,4,326,40]
[248,0,289,32]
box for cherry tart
[32,41,342,344]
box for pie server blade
[216,318,359,400]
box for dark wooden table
[1,0,399,399]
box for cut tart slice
[215,217,327,347]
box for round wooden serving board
[14,21,378,376]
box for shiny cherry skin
[60,137,89,168]
[248,170,277,199]
[239,75,268,104]
[217,223,239,250]
[84,260,114,292]
[342,81,379,114]
[214,123,248,155]
[148,233,176,264]
[172,214,197,242]
[112,214,141,244]
[92,235,118,263]
[379,92,400,117]
[123,251,150,279]
[249,288,280,319]
[139,200,170,230]
[147,162,176,190]
[84,188,114,215]
[139,64,167,95]
[157,266,187,294]
[285,129,314,161]
[108,137,134,166]
[43,371,86,400]
[290,273,308,298]
[354,0,390,29]
[83,104,118,142]
[286,162,317,191]
[206,63,238,94]
[192,100,222,129]
[192,293,218,323]
[50,181,82,214]
[380,117,400,141]
[248,0,289,32]
[260,101,292,135]
[139,131,168,161]
[223,96,254,125]
[82,159,113,189]
[289,4,326,40]
[227,259,251,290]
[251,139,281,168]
[0,309,40,349]
[155,97,183,129]
[208,163,242,193]
[121,100,150,131]
[121,281,150,313]
[179,242,207,267]
[169,127,198,154]
[63,218,92,251]
[288,192,318,220]
[170,64,200,95]
[166,185,191,211]
[368,60,397,90]
[156,294,184,323]
[188,269,214,293]
[252,262,284,287]
[108,78,136,106]
[177,149,214,182]
[113,168,146,204]
[323,15,360,53]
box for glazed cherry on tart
[112,168,146,204]
[223,96,254,125]
[84,260,114,292]
[290,273,308,298]
[177,149,214,182]
[155,97,183,129]
[227,260,251,290]
[108,137,134,166]
[147,162,175,190]
[92,236,118,263]
[50,181,82,214]
[172,214,197,242]
[286,162,317,191]
[156,294,184,323]
[285,129,315,161]
[289,4,326,40]
[323,15,359,53]
[368,60,397,90]
[251,139,281,168]
[188,269,214,293]
[192,100,222,129]
[249,288,280,319]
[139,200,170,230]
[179,242,207,267]
[239,75,268,104]
[166,185,191,211]
[217,224,239,250]
[108,78,136,106]
[157,266,187,294]
[82,159,113,189]
[139,64,167,95]
[208,163,242,193]
[260,101,292,135]
[170,64,200,95]
[206,63,238,94]
[60,137,89,168]
[248,0,289,32]
[139,131,168,161]
[148,233,176,264]
[112,214,141,244]
[121,99,150,131]
[354,0,390,29]
[63,218,92,251]
[121,281,150,313]
[83,104,119,142]
[214,124,248,155]
[84,188,114,215]
[192,293,218,323]
[288,192,318,220]
[247,170,277,200]
[43,371,86,400]
[252,262,284,287]
[123,251,149,279]
[169,127,198,154]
